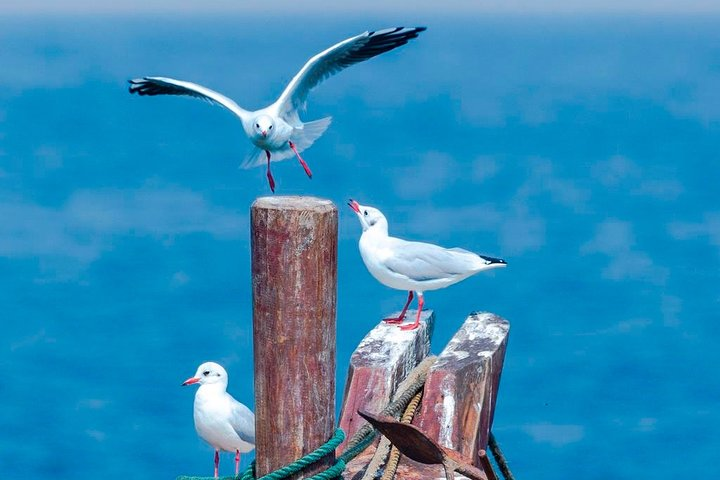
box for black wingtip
[127,78,143,94]
[481,255,507,266]
[369,26,426,39]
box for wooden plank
[338,310,434,448]
[416,312,510,468]
[394,458,472,479]
[251,196,338,479]
[345,451,471,480]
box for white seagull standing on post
[182,362,255,478]
[348,200,507,331]
[129,27,426,192]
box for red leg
[400,293,424,331]
[235,450,240,476]
[265,150,275,192]
[214,449,219,478]
[383,291,414,324]
[288,141,313,179]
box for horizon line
[1,1,720,16]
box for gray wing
[382,240,480,282]
[128,76,249,121]
[273,27,425,119]
[230,400,256,445]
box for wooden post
[338,310,435,447]
[340,311,509,480]
[251,196,338,479]
[417,312,510,467]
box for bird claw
[399,322,420,331]
[302,163,313,179]
[265,150,276,192]
[382,317,404,324]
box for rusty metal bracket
[358,410,498,480]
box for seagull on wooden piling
[128,26,426,192]
[348,200,507,331]
[182,362,255,478]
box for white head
[182,361,229,389]
[253,115,275,139]
[348,199,388,233]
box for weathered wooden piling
[251,196,338,479]
[341,311,509,479]
[417,312,509,465]
[338,310,435,447]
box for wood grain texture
[251,196,338,479]
[338,310,434,450]
[416,312,510,467]
[343,450,457,480]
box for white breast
[193,389,254,453]
[359,233,416,291]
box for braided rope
[488,432,514,480]
[178,425,370,480]
[379,390,423,480]
[238,428,345,480]
[359,357,437,480]
[180,358,438,480]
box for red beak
[348,199,360,213]
[181,377,200,386]
[261,130,267,137]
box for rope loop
[240,428,346,480]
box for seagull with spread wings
[129,27,425,192]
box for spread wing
[273,27,425,120]
[382,240,481,282]
[128,76,249,121]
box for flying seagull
[348,200,507,330]
[129,27,426,192]
[182,362,255,478]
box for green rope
[178,426,373,480]
[180,359,436,480]
[338,428,376,464]
[239,428,345,480]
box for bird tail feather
[241,148,266,170]
[239,117,331,169]
[290,116,332,153]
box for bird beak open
[182,377,200,386]
[348,199,360,213]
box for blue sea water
[1,13,719,479]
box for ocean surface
[1,13,719,479]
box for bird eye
[202,370,210,376]
[255,123,259,128]
[269,125,273,129]
[363,210,368,216]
